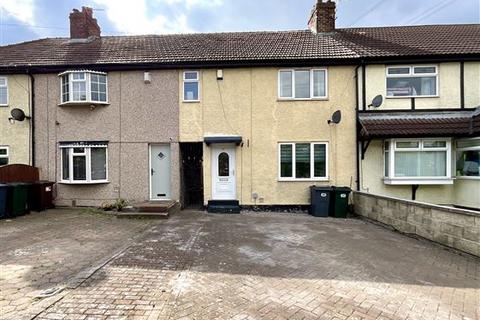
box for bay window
[278,69,327,100]
[61,143,108,184]
[279,142,328,180]
[456,139,480,178]
[384,138,452,185]
[59,71,108,104]
[386,65,438,97]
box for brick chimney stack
[308,0,336,33]
[69,7,101,39]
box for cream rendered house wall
[180,67,357,206]
[364,62,465,110]
[0,75,31,165]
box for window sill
[58,101,110,107]
[59,181,109,185]
[385,95,439,99]
[383,178,453,185]
[278,178,329,182]
[455,176,480,180]
[0,104,8,107]
[182,100,201,103]
[278,98,329,102]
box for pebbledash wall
[34,70,180,206]
[359,62,480,209]
[354,191,480,257]
[180,66,357,206]
[0,74,31,165]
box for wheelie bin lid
[333,186,352,192]
[310,185,333,191]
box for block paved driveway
[2,210,479,320]
[0,209,154,320]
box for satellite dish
[10,108,30,122]
[328,110,342,125]
[369,95,383,108]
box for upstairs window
[60,143,108,184]
[384,138,452,185]
[0,77,8,106]
[183,71,199,101]
[0,146,8,165]
[59,71,108,104]
[386,66,438,97]
[279,69,327,100]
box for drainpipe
[355,64,362,191]
[28,72,35,167]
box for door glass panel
[218,152,229,177]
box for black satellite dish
[10,108,30,122]
[369,95,383,108]
[328,110,342,125]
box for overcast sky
[0,0,479,45]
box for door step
[118,201,180,219]
[207,200,241,214]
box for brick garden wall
[353,192,480,257]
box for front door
[212,146,236,200]
[150,145,171,200]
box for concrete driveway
[19,210,480,320]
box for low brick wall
[353,192,480,257]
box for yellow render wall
[0,75,31,165]
[364,63,465,110]
[180,67,357,205]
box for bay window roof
[359,108,480,140]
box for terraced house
[0,0,479,211]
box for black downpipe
[355,64,362,191]
[412,185,419,201]
[361,65,367,111]
[28,73,35,167]
[460,61,465,108]
[411,98,415,110]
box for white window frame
[455,138,480,180]
[383,138,452,185]
[386,65,439,98]
[183,71,200,102]
[278,68,328,100]
[60,145,109,184]
[0,146,9,165]
[0,76,8,106]
[59,71,108,105]
[278,142,329,181]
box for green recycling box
[330,187,351,218]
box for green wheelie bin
[9,183,29,217]
[330,187,351,218]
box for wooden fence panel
[0,164,40,182]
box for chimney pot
[308,0,336,33]
[69,6,101,39]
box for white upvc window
[456,138,480,179]
[183,71,200,102]
[278,69,328,100]
[386,65,438,98]
[0,146,9,166]
[59,71,108,104]
[60,144,108,184]
[279,142,328,181]
[0,76,8,106]
[383,138,452,185]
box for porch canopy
[204,135,242,146]
[359,108,480,140]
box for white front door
[212,146,236,200]
[150,145,171,200]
